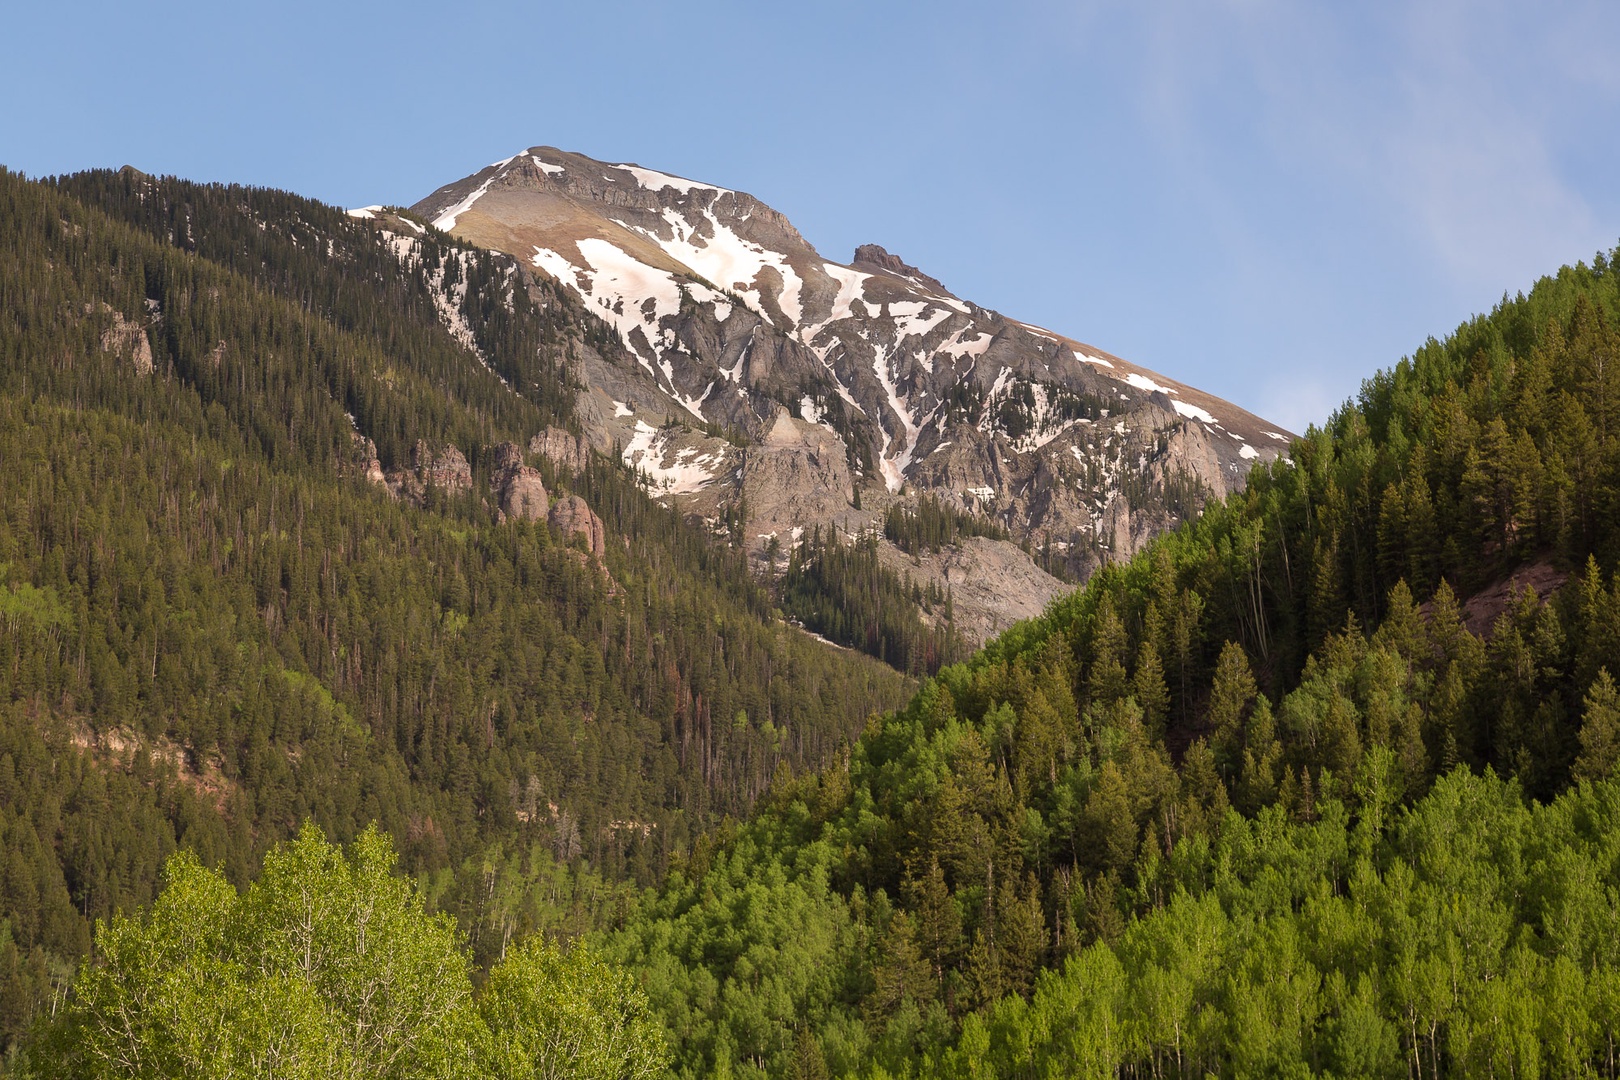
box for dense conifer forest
[0,166,912,1062]
[584,244,1620,1079]
[3,160,1620,1077]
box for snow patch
[616,208,802,326]
[1123,371,1174,395]
[1077,351,1112,369]
[613,401,634,418]
[622,421,721,495]
[617,164,730,195]
[531,239,684,371]
[530,155,565,175]
[873,348,922,492]
[347,205,381,219]
[1239,443,1259,460]
[942,331,994,361]
[683,281,734,323]
[1171,400,1218,425]
[673,381,714,422]
[801,262,872,341]
[889,301,954,343]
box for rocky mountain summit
[405,147,1294,643]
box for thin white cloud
[1115,2,1618,427]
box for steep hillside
[0,166,913,1049]
[409,148,1294,643]
[588,245,1620,1078]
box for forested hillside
[6,155,1620,1078]
[0,166,912,1054]
[590,247,1620,1078]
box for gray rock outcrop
[95,303,155,375]
[415,439,472,492]
[528,427,592,475]
[350,431,387,488]
[741,412,855,539]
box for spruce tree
[1573,668,1620,783]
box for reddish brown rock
[491,442,549,521]
[548,494,606,558]
[385,439,473,504]
[414,439,472,493]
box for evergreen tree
[1574,668,1620,783]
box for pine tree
[1133,635,1171,738]
[1086,594,1130,706]
[1080,761,1136,876]
[1573,668,1620,783]
[1402,469,1439,593]
[1207,641,1256,782]
[1376,481,1407,592]
[907,858,963,995]
[1235,695,1282,813]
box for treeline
[779,527,965,676]
[0,167,912,1055]
[883,495,1009,556]
[593,245,1620,1077]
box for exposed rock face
[548,495,607,559]
[350,431,387,488]
[852,243,950,295]
[493,442,525,473]
[386,440,473,504]
[528,426,592,475]
[417,439,472,492]
[741,412,855,541]
[878,537,1069,646]
[407,146,1297,642]
[95,303,155,375]
[491,441,550,521]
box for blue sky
[7,0,1619,432]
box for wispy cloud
[1136,2,1613,291]
[1107,1,1619,425]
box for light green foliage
[917,772,1620,1079]
[30,824,668,1080]
[477,936,668,1080]
[604,831,859,1079]
[42,823,476,1080]
[0,575,71,636]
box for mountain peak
[403,146,1295,637]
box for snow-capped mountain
[407,147,1294,640]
